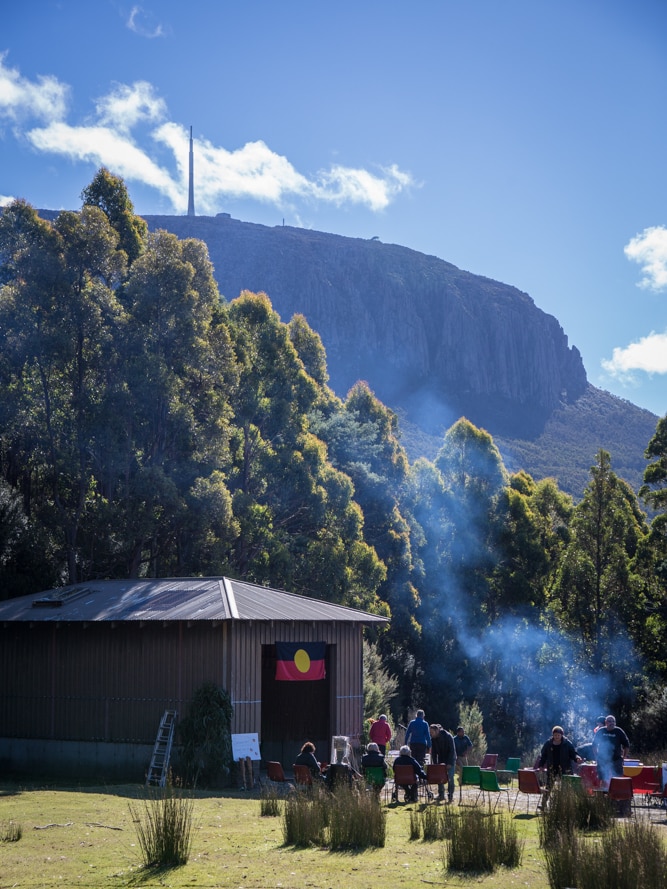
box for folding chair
[607,776,634,817]
[267,761,287,783]
[479,768,511,812]
[459,764,481,804]
[364,766,386,798]
[392,764,427,803]
[425,763,448,802]
[512,769,546,813]
[497,756,521,786]
[293,764,314,790]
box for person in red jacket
[369,714,392,755]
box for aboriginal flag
[275,642,326,681]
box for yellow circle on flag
[294,649,311,673]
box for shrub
[0,820,22,842]
[178,681,233,787]
[129,784,195,867]
[444,808,523,872]
[457,700,487,764]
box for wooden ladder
[146,709,178,787]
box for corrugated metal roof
[0,577,388,625]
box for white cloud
[0,52,68,123]
[0,194,15,206]
[96,81,166,133]
[624,226,667,291]
[1,56,413,215]
[127,6,165,39]
[27,122,182,206]
[602,330,667,377]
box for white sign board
[231,732,261,761]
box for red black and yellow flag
[275,642,326,681]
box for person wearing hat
[369,713,392,755]
[538,726,582,787]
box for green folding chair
[459,764,481,804]
[479,767,512,812]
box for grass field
[0,782,664,889]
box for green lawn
[0,782,646,889]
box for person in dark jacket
[361,742,388,776]
[294,741,323,780]
[430,724,457,802]
[538,726,581,786]
[393,744,427,802]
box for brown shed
[0,577,387,780]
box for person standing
[592,715,630,782]
[429,724,457,802]
[369,713,392,755]
[453,726,473,766]
[404,709,431,765]
[538,726,581,786]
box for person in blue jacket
[404,709,431,765]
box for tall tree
[0,200,126,582]
[81,167,147,264]
[550,449,648,709]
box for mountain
[140,214,658,498]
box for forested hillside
[2,172,666,757]
[142,212,658,498]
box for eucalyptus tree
[0,200,127,582]
[115,230,237,577]
[226,292,386,610]
[550,449,648,713]
[81,167,147,265]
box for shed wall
[0,618,364,774]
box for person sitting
[294,741,323,780]
[393,744,427,802]
[362,742,388,774]
[361,742,388,791]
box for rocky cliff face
[144,215,587,438]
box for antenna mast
[187,126,195,216]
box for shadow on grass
[124,864,188,886]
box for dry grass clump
[128,784,195,868]
[443,807,523,872]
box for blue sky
[2,0,667,418]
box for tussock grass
[282,786,329,846]
[282,784,386,849]
[539,782,613,847]
[327,784,386,849]
[443,807,523,872]
[128,784,195,867]
[0,819,22,842]
[410,802,455,841]
[259,784,281,817]
[544,820,667,889]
